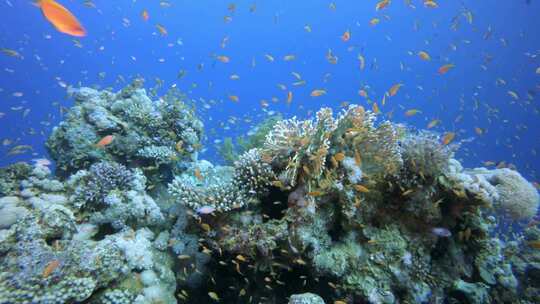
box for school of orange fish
[0,0,539,189]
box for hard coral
[46,84,203,180]
[168,149,275,214]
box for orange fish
[96,135,114,147]
[354,184,370,193]
[310,89,327,97]
[156,24,168,36]
[286,91,293,104]
[142,10,149,21]
[334,152,345,162]
[228,95,239,102]
[424,0,438,8]
[388,83,402,97]
[418,51,431,61]
[341,30,350,42]
[474,127,485,135]
[438,64,455,75]
[369,18,380,26]
[37,0,86,37]
[358,89,368,98]
[427,119,441,129]
[375,0,390,11]
[404,109,421,117]
[194,168,204,181]
[441,132,455,145]
[372,102,380,114]
[42,259,60,278]
[216,55,230,63]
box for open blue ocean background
[0,0,538,184]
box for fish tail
[32,0,44,7]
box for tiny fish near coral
[431,227,452,237]
[95,135,114,147]
[42,259,61,278]
[197,205,216,215]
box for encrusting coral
[1,84,539,304]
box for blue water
[0,0,539,182]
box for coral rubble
[1,85,539,304]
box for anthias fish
[36,0,86,37]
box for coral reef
[1,89,539,304]
[46,82,203,184]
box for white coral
[453,165,539,221]
[486,169,539,221]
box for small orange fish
[216,55,230,63]
[194,168,204,181]
[441,132,456,145]
[404,109,421,117]
[228,95,239,102]
[283,54,296,61]
[359,89,368,98]
[156,24,168,36]
[307,191,324,197]
[418,51,431,61]
[37,0,86,37]
[369,18,380,26]
[354,184,370,193]
[354,149,362,166]
[142,10,149,21]
[438,63,455,75]
[310,89,327,97]
[388,83,403,97]
[427,119,441,129]
[334,152,345,162]
[42,259,60,278]
[341,30,350,42]
[372,102,380,114]
[424,0,438,8]
[96,135,114,147]
[286,91,293,104]
[375,0,390,11]
[474,127,485,135]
